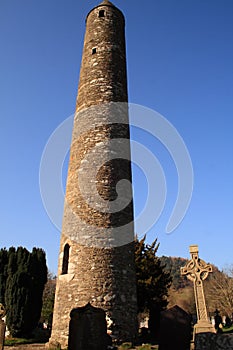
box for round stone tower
[49,1,138,348]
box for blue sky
[0,0,232,274]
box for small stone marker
[0,304,6,350]
[68,303,109,350]
[181,245,215,334]
[158,305,192,350]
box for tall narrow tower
[49,1,137,348]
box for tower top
[100,0,114,5]
[86,0,123,22]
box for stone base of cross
[193,320,215,335]
[181,245,215,336]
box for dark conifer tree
[5,246,47,337]
[135,236,172,337]
[0,248,9,304]
[28,248,48,330]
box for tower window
[99,10,105,17]
[62,243,70,275]
[92,48,97,54]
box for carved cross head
[181,245,212,284]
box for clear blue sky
[0,0,232,274]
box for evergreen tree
[29,248,48,329]
[0,248,8,304]
[135,236,172,336]
[6,247,17,275]
[5,246,47,337]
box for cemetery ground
[4,342,160,350]
[3,324,233,349]
[4,345,160,350]
[3,331,164,349]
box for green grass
[222,325,233,333]
[118,343,133,350]
[137,345,153,350]
[4,338,36,345]
[117,344,158,350]
[4,328,49,346]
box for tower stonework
[49,1,138,348]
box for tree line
[1,239,232,343]
[0,246,47,337]
[0,239,171,338]
[161,255,233,318]
[2,241,232,341]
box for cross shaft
[181,245,215,334]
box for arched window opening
[92,47,97,54]
[62,243,70,275]
[99,10,105,18]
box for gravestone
[68,303,109,350]
[181,245,215,335]
[158,305,192,350]
[0,304,6,350]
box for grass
[137,345,154,350]
[118,343,133,350]
[4,339,158,349]
[4,328,50,346]
[4,337,36,345]
[118,344,158,350]
[222,325,233,333]
[4,340,158,349]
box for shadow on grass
[4,328,50,346]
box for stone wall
[195,333,233,350]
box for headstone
[158,305,192,350]
[211,316,215,326]
[181,245,215,335]
[214,309,223,333]
[139,315,149,329]
[148,305,161,341]
[68,303,109,350]
[0,304,6,350]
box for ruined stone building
[48,1,138,348]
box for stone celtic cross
[181,245,215,334]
